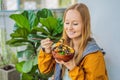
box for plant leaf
[22,60,33,73]
[33,56,38,66]
[21,10,28,18]
[25,50,34,59]
[37,8,53,18]
[27,10,39,30]
[52,18,63,36]
[31,27,50,35]
[10,28,29,38]
[15,61,25,73]
[17,51,24,58]
[40,17,58,34]
[28,34,48,40]
[9,14,30,31]
[6,38,31,47]
[22,73,33,80]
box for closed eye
[65,22,69,25]
[73,23,78,25]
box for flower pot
[0,65,20,80]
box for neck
[72,38,81,48]
[71,37,81,54]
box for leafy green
[59,51,65,55]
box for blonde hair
[61,3,92,77]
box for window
[0,0,77,10]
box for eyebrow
[65,20,80,22]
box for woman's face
[64,9,83,39]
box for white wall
[0,12,15,39]
[78,0,120,80]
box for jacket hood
[82,38,103,57]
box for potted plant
[0,28,20,80]
[6,8,63,80]
[0,53,20,80]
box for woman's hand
[55,58,76,70]
[41,38,53,53]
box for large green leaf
[22,73,33,80]
[27,11,39,30]
[52,18,63,36]
[17,50,24,58]
[10,28,29,38]
[17,49,34,59]
[6,38,31,47]
[28,34,48,40]
[40,17,58,34]
[22,60,33,73]
[33,56,38,66]
[17,43,35,58]
[15,61,25,73]
[40,18,50,32]
[21,10,28,19]
[39,17,63,42]
[48,35,61,42]
[31,27,50,35]
[10,14,30,31]
[37,8,53,18]
[25,50,34,59]
[29,65,38,74]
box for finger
[45,44,52,49]
[55,59,64,64]
[42,41,53,48]
[41,39,52,45]
[55,59,60,63]
[41,38,50,43]
[46,38,50,41]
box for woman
[38,3,108,80]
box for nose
[68,23,73,30]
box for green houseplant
[0,53,20,80]
[6,8,63,80]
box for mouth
[67,31,76,35]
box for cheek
[75,26,82,34]
[78,27,82,32]
[64,25,68,30]
[78,30,82,35]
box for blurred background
[0,0,76,10]
[0,0,120,80]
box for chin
[68,34,81,39]
[68,36,75,39]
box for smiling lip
[67,32,75,35]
